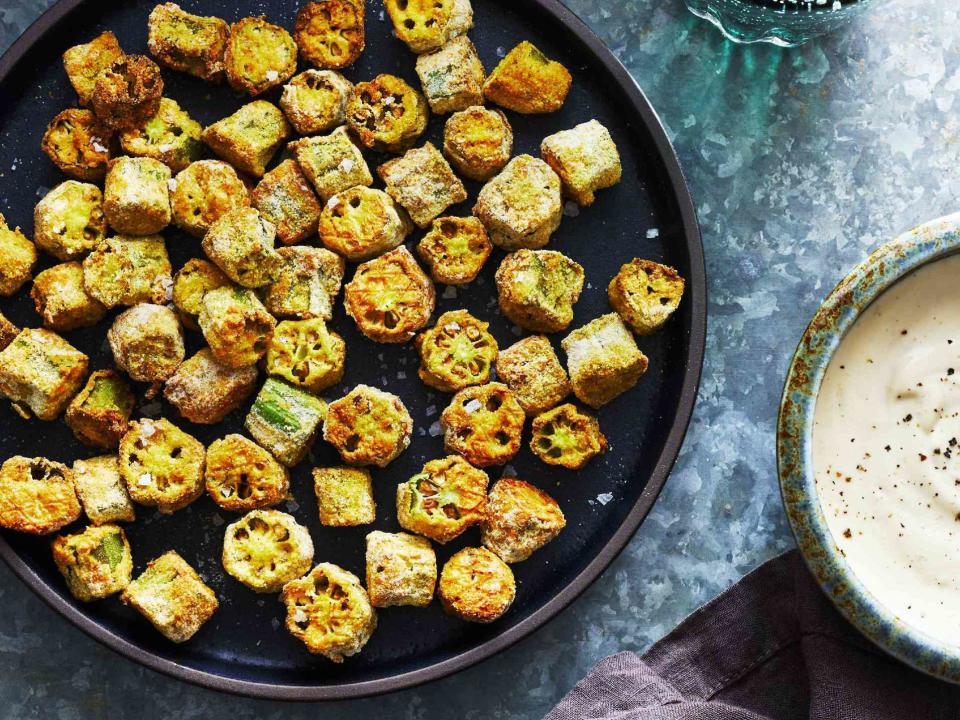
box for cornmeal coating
[608,258,685,336]
[198,287,276,369]
[440,383,525,467]
[416,309,497,392]
[225,16,297,96]
[103,156,172,236]
[223,510,314,593]
[118,97,203,172]
[280,70,353,135]
[202,207,283,289]
[163,348,258,425]
[202,101,291,177]
[267,318,345,394]
[82,235,173,309]
[474,155,562,250]
[0,214,38,296]
[415,36,485,115]
[264,246,345,321]
[416,215,491,286]
[483,41,571,114]
[294,0,365,70]
[34,181,106,261]
[365,531,436,608]
[0,312,19,351]
[252,160,322,246]
[481,478,565,563]
[41,108,112,181]
[72,454,136,524]
[313,466,375,526]
[108,303,184,383]
[62,31,125,106]
[119,418,205,514]
[290,126,372,201]
[171,258,231,330]
[396,454,488,544]
[147,3,229,83]
[0,328,88,421]
[378,142,467,228]
[439,547,515,623]
[541,119,621,206]
[347,74,429,153]
[443,106,512,182]
[0,456,80,535]
[319,187,409,262]
[384,0,473,54]
[245,378,327,467]
[323,384,413,467]
[205,434,290,512]
[91,55,163,131]
[170,160,251,238]
[495,249,584,333]
[52,524,133,601]
[561,313,648,408]
[65,369,135,449]
[530,403,607,469]
[495,335,570,416]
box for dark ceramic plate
[0,0,705,700]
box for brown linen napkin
[546,550,960,720]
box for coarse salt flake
[563,201,580,217]
[326,195,340,209]
[338,158,355,172]
[596,492,613,505]
[428,421,442,436]
[266,70,279,82]
[138,473,153,486]
[646,228,660,239]
[464,398,482,413]
[167,178,177,192]
[442,285,457,299]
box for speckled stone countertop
[1,0,957,717]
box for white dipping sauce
[814,253,960,645]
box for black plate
[0,0,705,700]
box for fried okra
[205,434,290,512]
[223,510,314,593]
[483,41,571,114]
[281,562,376,662]
[416,216,491,286]
[147,3,229,83]
[313,466,375,526]
[290,126,373,201]
[280,70,353,135]
[365,531,436,608]
[416,36,484,115]
[530,403,606,469]
[121,551,218,643]
[252,160,322,246]
[202,101,291,177]
[171,258,231,329]
[65,369,135,449]
[495,335,570,416]
[440,383,525,467]
[62,31,125,106]
[396,455,488,544]
[82,235,173,309]
[343,246,435,343]
[225,17,297,96]
[118,97,204,173]
[318,187,409,262]
[163,348,257,425]
[439,547,515,623]
[119,418,205,513]
[72,455,136,524]
[91,55,164,131]
[34,181,106,261]
[0,214,37,296]
[0,456,80,534]
[474,155,562,250]
[384,0,473,54]
[416,310,497,392]
[267,318,345,393]
[481,478,565,563]
[561,313,648,408]
[245,378,327,466]
[541,120,621,207]
[170,160,251,238]
[323,385,413,467]
[0,312,19,351]
[198,287,276,369]
[264,246,345,320]
[378,142,467,228]
[52,524,133,601]
[0,329,88,421]
[41,108,112,181]
[608,259,685,336]
[103,157,172,236]
[202,207,283,289]
[294,0,365,70]
[108,304,184,383]
[443,106,512,182]
[495,249,584,333]
[347,74,429,154]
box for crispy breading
[71,454,136,524]
[267,318,345,393]
[318,186,409,261]
[290,126,372,201]
[119,97,203,172]
[41,108,112,181]
[440,382,525,467]
[474,155,562,250]
[347,74,429,153]
[0,329,88,421]
[294,0,365,70]
[416,309,497,392]
[415,36,485,114]
[416,215,491,286]
[483,41,571,114]
[384,0,473,54]
[541,119,622,206]
[245,378,327,467]
[62,31,125,106]
[323,384,413,467]
[198,286,276,369]
[163,348,257,425]
[147,3,229,82]
[82,235,173,309]
[32,261,106,331]
[495,335,570,416]
[608,258,685,335]
[202,100,290,177]
[171,258,231,329]
[0,214,37,296]
[530,402,607,469]
[225,16,297,96]
[90,55,163,130]
[223,510,314,592]
[481,478,565,563]
[561,313,648,408]
[205,434,290,512]
[52,524,133,601]
[263,246,345,320]
[107,303,184,383]
[495,249,584,333]
[439,547,515,623]
[170,160,251,238]
[396,455,488,543]
[365,531,436,608]
[103,156,172,236]
[313,466,376,526]
[378,142,467,228]
[0,456,81,534]
[252,160,322,245]
[443,106,512,182]
[201,207,283,289]
[280,70,353,135]
[119,418,205,514]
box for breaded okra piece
[396,455,488,544]
[530,402,607,469]
[483,41,571,114]
[318,187,409,262]
[561,313,648,408]
[41,108,112,181]
[82,235,173,309]
[90,55,164,131]
[33,181,106,261]
[365,531,437,608]
[118,97,204,173]
[415,36,485,115]
[378,142,467,228]
[0,329,88,420]
[443,106,512,182]
[107,304,185,383]
[0,213,37,296]
[541,119,621,206]
[65,369,135,449]
[198,287,276,369]
[119,418,205,513]
[416,216,491,286]
[415,309,498,392]
[62,31,125,106]
[252,160,322,246]
[323,385,413,467]
[225,16,297,96]
[222,510,314,592]
[495,335,570,416]
[495,249,584,333]
[171,258,231,330]
[52,524,133,601]
[474,155,562,250]
[0,312,19,351]
[439,547,515,623]
[290,126,373,202]
[163,348,257,425]
[170,160,251,238]
[202,101,291,178]
[267,318,345,394]
[245,377,327,466]
[103,157,172,236]
[201,207,283,289]
[294,0,365,70]
[608,259,685,336]
[264,246,345,321]
[72,454,136,524]
[280,70,353,135]
[384,0,473,54]
[205,434,290,512]
[147,3,230,82]
[440,382,525,467]
[481,478,565,563]
[312,466,375,526]
[347,74,429,153]
[0,456,81,534]
[31,262,106,332]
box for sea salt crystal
[496,46,507,58]
[141,421,157,438]
[338,158,355,172]
[271,617,281,630]
[378,9,385,20]
[212,513,224,527]
[384,96,395,105]
[92,141,109,153]
[138,473,153,486]
[266,70,279,82]
[397,370,407,380]
[286,499,300,512]
[445,321,461,332]
[326,195,340,209]
[428,420,442,436]
[596,492,613,505]
[158,143,173,153]
[161,277,174,302]
[442,286,457,299]
[425,404,436,417]
[646,228,660,239]
[501,464,517,478]
[140,401,162,418]
[464,398,482,413]
[511,325,523,336]
[167,178,177,192]
[563,201,580,217]
[293,609,307,624]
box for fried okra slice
[324,385,413,467]
[223,510,314,593]
[294,0,365,70]
[65,369,134,449]
[252,160,322,246]
[171,258,231,329]
[281,562,376,662]
[0,214,37,296]
[318,187,409,262]
[378,142,466,228]
[120,418,205,513]
[163,348,257,425]
[343,246,435,343]
[440,383,525,467]
[396,455,487,543]
[202,101,291,178]
[0,329,88,421]
[121,551,218,643]
[443,106,512,182]
[205,434,289,512]
[416,216,491,286]
[541,120,621,206]
[225,17,297,96]
[267,318,345,393]
[439,547,515,623]
[495,335,569,416]
[415,36,484,115]
[483,41,571,114]
[365,531,436,608]
[52,524,133,601]
[72,455,135,524]
[474,156,562,250]
[103,157,172,236]
[264,246,345,321]
[82,235,173,309]
[495,249,584,333]
[0,456,80,534]
[313,466,375,526]
[416,310,497,392]
[561,313,648,408]
[34,181,106,261]
[91,55,164,131]
[280,70,353,135]
[347,74,429,154]
[290,127,373,202]
[0,312,19,351]
[170,160,251,238]
[245,378,327,466]
[108,304,184,383]
[147,3,229,83]
[41,108,112,181]
[608,259,686,336]
[118,97,204,173]
[530,403,607,469]
[62,31,125,106]
[202,207,283,289]
[481,478,565,563]
[198,287,276,369]
[385,0,473,54]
